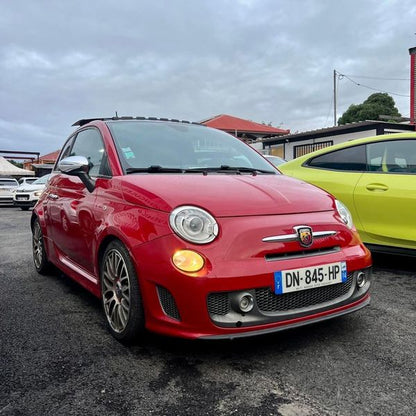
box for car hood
[16,184,45,192]
[120,174,335,216]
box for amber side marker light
[172,250,205,273]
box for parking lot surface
[1,207,415,416]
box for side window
[367,139,416,173]
[55,137,74,169]
[307,145,366,171]
[70,128,111,177]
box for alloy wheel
[102,248,131,333]
[33,221,44,270]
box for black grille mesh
[157,286,181,320]
[256,273,353,312]
[207,273,353,316]
[207,292,231,316]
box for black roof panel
[72,116,201,127]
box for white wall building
[261,121,416,161]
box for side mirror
[57,156,95,192]
[58,156,89,174]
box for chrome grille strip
[262,230,336,243]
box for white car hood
[16,184,45,192]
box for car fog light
[172,250,204,273]
[238,293,254,313]
[356,271,366,288]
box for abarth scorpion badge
[295,226,313,248]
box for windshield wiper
[185,165,276,175]
[126,165,276,175]
[126,165,184,174]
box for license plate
[274,261,347,294]
[16,196,29,201]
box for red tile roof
[40,150,60,161]
[200,114,290,135]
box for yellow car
[279,132,416,255]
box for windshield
[32,174,50,185]
[265,155,286,166]
[0,179,18,186]
[19,178,36,185]
[107,121,277,174]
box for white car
[18,177,37,186]
[263,154,287,167]
[0,178,19,204]
[13,174,50,210]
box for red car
[31,117,372,341]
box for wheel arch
[96,235,139,279]
[31,209,47,232]
[97,235,119,273]
[30,212,39,231]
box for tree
[9,160,23,168]
[338,93,401,125]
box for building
[23,150,59,176]
[262,121,416,161]
[200,114,289,146]
[410,47,416,124]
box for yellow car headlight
[172,250,205,273]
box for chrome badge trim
[262,229,336,243]
[295,226,313,247]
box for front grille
[256,273,353,312]
[157,286,181,320]
[207,273,353,316]
[265,246,340,261]
[207,292,231,316]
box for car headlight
[169,206,219,244]
[34,191,43,197]
[335,200,353,229]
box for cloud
[0,0,415,155]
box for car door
[353,139,416,249]
[302,144,367,231]
[48,128,108,273]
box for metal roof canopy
[72,116,201,127]
[0,150,40,161]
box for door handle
[366,184,389,192]
[47,193,59,200]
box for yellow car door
[291,169,364,223]
[353,138,416,250]
[280,144,367,233]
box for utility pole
[333,69,337,126]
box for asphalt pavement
[1,206,415,416]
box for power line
[336,71,410,97]
[341,74,410,81]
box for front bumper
[13,195,38,208]
[13,200,37,208]
[130,224,372,339]
[201,294,370,340]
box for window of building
[294,141,333,158]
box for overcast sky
[1,0,415,156]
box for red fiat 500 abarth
[31,117,371,341]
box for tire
[21,207,30,211]
[32,218,51,274]
[100,240,145,342]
